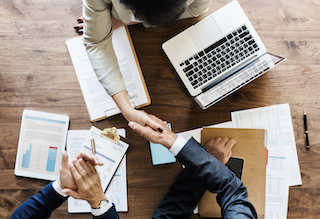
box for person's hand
[58,150,103,190]
[74,16,83,35]
[125,109,163,131]
[205,137,236,165]
[112,90,163,131]
[73,16,138,35]
[70,150,103,166]
[58,151,77,190]
[128,114,178,149]
[62,158,107,208]
[111,17,138,30]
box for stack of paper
[178,103,300,218]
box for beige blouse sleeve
[82,0,126,97]
[179,0,212,19]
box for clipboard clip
[100,127,120,144]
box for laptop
[162,0,285,109]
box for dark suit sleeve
[152,167,206,219]
[92,205,119,219]
[9,182,67,219]
[153,137,257,219]
[10,182,119,219]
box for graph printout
[15,110,69,181]
[231,103,302,186]
[66,129,128,213]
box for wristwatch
[93,199,109,209]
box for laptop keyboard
[194,54,274,109]
[179,25,260,89]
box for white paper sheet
[66,26,149,121]
[231,103,302,186]
[66,129,128,213]
[265,146,291,219]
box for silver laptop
[162,0,285,109]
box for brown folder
[199,128,267,218]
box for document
[231,103,302,186]
[265,146,291,219]
[14,110,69,181]
[66,129,128,213]
[66,26,151,122]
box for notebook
[162,0,285,109]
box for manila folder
[199,128,267,218]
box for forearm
[83,0,126,97]
[9,182,66,219]
[112,90,135,120]
[177,138,257,218]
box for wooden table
[1,0,319,218]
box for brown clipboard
[66,26,151,122]
[199,128,267,219]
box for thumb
[60,151,68,169]
[128,121,143,133]
[62,188,80,199]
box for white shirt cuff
[169,135,188,156]
[52,181,68,198]
[91,201,114,216]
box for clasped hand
[58,150,106,208]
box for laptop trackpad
[187,17,223,49]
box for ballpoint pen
[304,110,310,149]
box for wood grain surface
[1,0,319,218]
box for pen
[91,139,96,154]
[304,110,310,149]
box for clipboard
[199,128,267,218]
[66,26,151,122]
[80,125,131,191]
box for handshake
[57,114,236,209]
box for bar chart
[21,143,32,168]
[46,146,58,172]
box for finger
[74,24,83,30]
[205,138,216,147]
[78,158,92,176]
[60,151,69,170]
[220,137,229,145]
[86,160,97,174]
[225,139,237,151]
[77,29,83,35]
[214,137,222,143]
[77,16,83,23]
[62,188,80,199]
[70,162,85,186]
[73,151,103,166]
[147,114,167,131]
[73,159,88,181]
[129,121,159,142]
